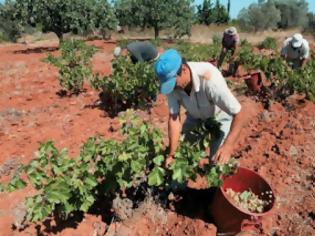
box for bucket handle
[241,216,262,233]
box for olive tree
[197,0,214,25]
[237,0,281,31]
[275,0,309,28]
[114,0,194,39]
[306,13,315,33]
[196,0,229,25]
[238,0,309,31]
[4,0,117,42]
[0,1,20,41]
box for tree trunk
[55,31,63,45]
[227,0,231,17]
[154,25,159,39]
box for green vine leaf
[148,167,165,186]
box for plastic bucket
[244,71,262,92]
[209,167,275,235]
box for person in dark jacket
[113,41,159,64]
[217,27,240,75]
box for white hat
[291,33,303,48]
[224,27,237,36]
[113,46,121,57]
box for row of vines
[0,110,237,222]
[47,38,315,104]
[2,37,314,225]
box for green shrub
[44,40,97,95]
[236,40,271,72]
[0,0,21,42]
[1,110,237,222]
[212,34,222,45]
[258,37,277,50]
[173,41,220,61]
[0,17,20,42]
[234,38,315,101]
[265,56,289,84]
[117,39,132,48]
[90,57,158,112]
[286,59,315,101]
[262,54,315,101]
[236,40,254,68]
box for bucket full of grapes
[209,167,275,235]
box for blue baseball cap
[155,49,182,95]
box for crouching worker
[155,49,245,167]
[113,41,159,64]
[217,27,240,74]
[280,33,310,69]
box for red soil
[0,40,314,235]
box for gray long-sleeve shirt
[127,41,158,63]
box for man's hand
[212,107,246,165]
[167,114,181,168]
[286,62,293,72]
[165,154,175,168]
[301,58,308,68]
[212,144,233,165]
[198,157,210,168]
[228,56,235,64]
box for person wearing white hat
[217,27,240,74]
[280,33,310,69]
[113,41,159,64]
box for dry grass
[2,24,315,49]
[112,24,315,48]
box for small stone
[12,202,27,230]
[168,192,176,201]
[261,110,272,122]
[289,145,299,157]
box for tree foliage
[114,0,194,39]
[90,56,158,113]
[238,0,310,31]
[258,36,278,50]
[1,0,117,41]
[237,0,281,31]
[0,1,21,41]
[274,0,309,28]
[197,0,229,25]
[45,40,97,95]
[305,12,315,33]
[197,0,213,25]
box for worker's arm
[212,108,246,164]
[166,113,182,167]
[301,44,310,67]
[203,67,244,164]
[230,44,238,59]
[280,46,287,59]
[300,58,307,67]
